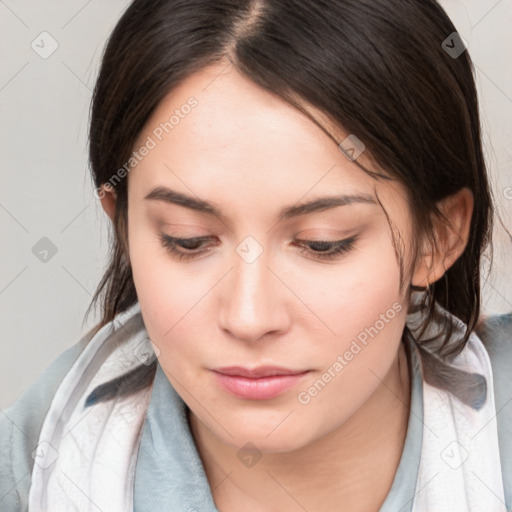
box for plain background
[0,0,511,409]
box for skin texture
[99,62,474,511]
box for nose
[218,253,291,343]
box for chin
[210,414,318,455]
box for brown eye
[158,234,213,261]
[294,235,358,261]
[157,233,358,262]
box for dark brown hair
[84,0,506,406]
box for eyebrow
[144,186,377,221]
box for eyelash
[158,234,358,262]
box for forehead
[128,63,402,211]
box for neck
[190,342,411,512]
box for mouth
[211,366,310,400]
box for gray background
[1,0,511,409]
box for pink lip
[211,366,309,400]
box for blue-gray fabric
[0,331,92,511]
[1,318,510,511]
[477,314,512,510]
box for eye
[158,233,358,262]
[158,234,214,261]
[294,235,358,261]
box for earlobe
[412,187,474,288]
[99,183,117,221]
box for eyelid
[158,234,214,261]
[158,233,358,262]
[160,234,212,250]
[294,235,358,260]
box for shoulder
[475,312,512,505]
[0,326,96,511]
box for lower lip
[211,371,309,400]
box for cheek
[295,229,404,345]
[291,229,407,407]
[293,279,406,432]
[128,212,186,342]
[127,214,219,374]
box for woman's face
[126,62,415,453]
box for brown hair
[84,0,507,405]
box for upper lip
[212,366,308,378]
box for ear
[412,187,474,288]
[98,183,117,221]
